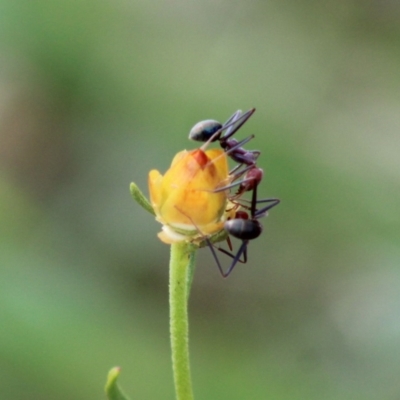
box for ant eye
[189,120,222,142]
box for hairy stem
[169,242,196,400]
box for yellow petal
[148,147,231,243]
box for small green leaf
[130,182,155,216]
[105,367,131,400]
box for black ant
[189,108,260,168]
[188,108,280,277]
[206,180,280,278]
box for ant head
[189,120,222,142]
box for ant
[206,180,280,278]
[188,108,280,277]
[189,108,260,168]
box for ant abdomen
[225,219,262,241]
[189,120,222,142]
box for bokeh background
[1,1,400,399]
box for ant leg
[222,110,242,131]
[250,182,259,216]
[237,197,279,206]
[216,243,247,264]
[201,113,253,149]
[249,185,280,217]
[174,205,240,277]
[229,163,245,175]
[226,235,233,251]
[221,241,248,278]
[213,175,257,193]
[221,108,256,140]
[205,237,248,277]
[207,109,255,145]
[254,199,280,218]
[229,161,259,179]
[223,110,244,138]
[240,197,281,206]
[205,237,230,278]
[255,198,280,204]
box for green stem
[169,242,196,400]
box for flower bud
[149,148,231,244]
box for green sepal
[105,367,131,400]
[130,182,155,216]
[198,227,228,248]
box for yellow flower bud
[149,148,232,244]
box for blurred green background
[1,1,400,399]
